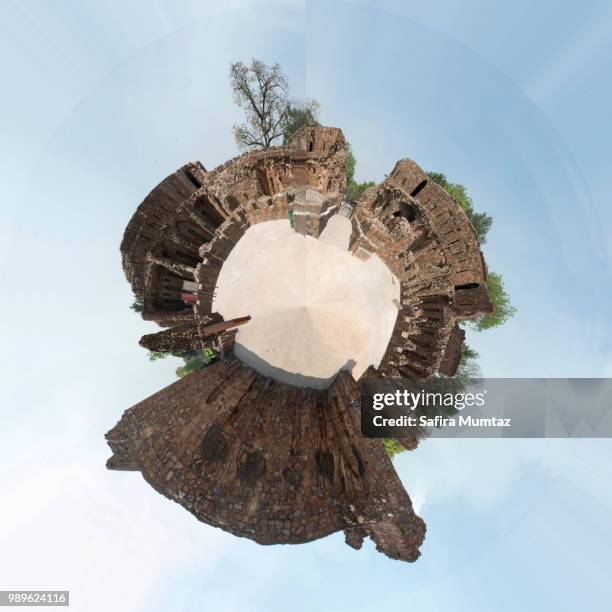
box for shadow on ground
[234,342,357,389]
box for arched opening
[393,201,417,222]
[410,180,427,197]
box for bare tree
[230,59,290,150]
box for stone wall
[106,361,425,561]
[120,126,347,352]
[290,188,340,237]
[348,158,492,379]
[109,125,495,562]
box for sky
[1,1,611,610]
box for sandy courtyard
[213,217,400,388]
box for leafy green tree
[346,144,356,185]
[176,349,219,377]
[460,343,479,363]
[455,343,481,381]
[472,271,516,331]
[148,349,194,362]
[382,438,405,459]
[345,143,376,202]
[130,295,144,314]
[346,180,376,203]
[282,100,320,144]
[144,348,219,375]
[427,172,493,244]
[176,359,205,378]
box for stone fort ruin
[106,126,492,562]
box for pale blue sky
[1,1,611,611]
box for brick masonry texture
[106,362,425,561]
[108,126,492,562]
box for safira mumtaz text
[372,415,512,428]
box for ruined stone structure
[106,362,425,560]
[349,159,492,379]
[108,126,492,562]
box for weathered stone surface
[439,324,466,377]
[106,362,425,561]
[290,187,340,237]
[109,124,493,562]
[348,158,492,379]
